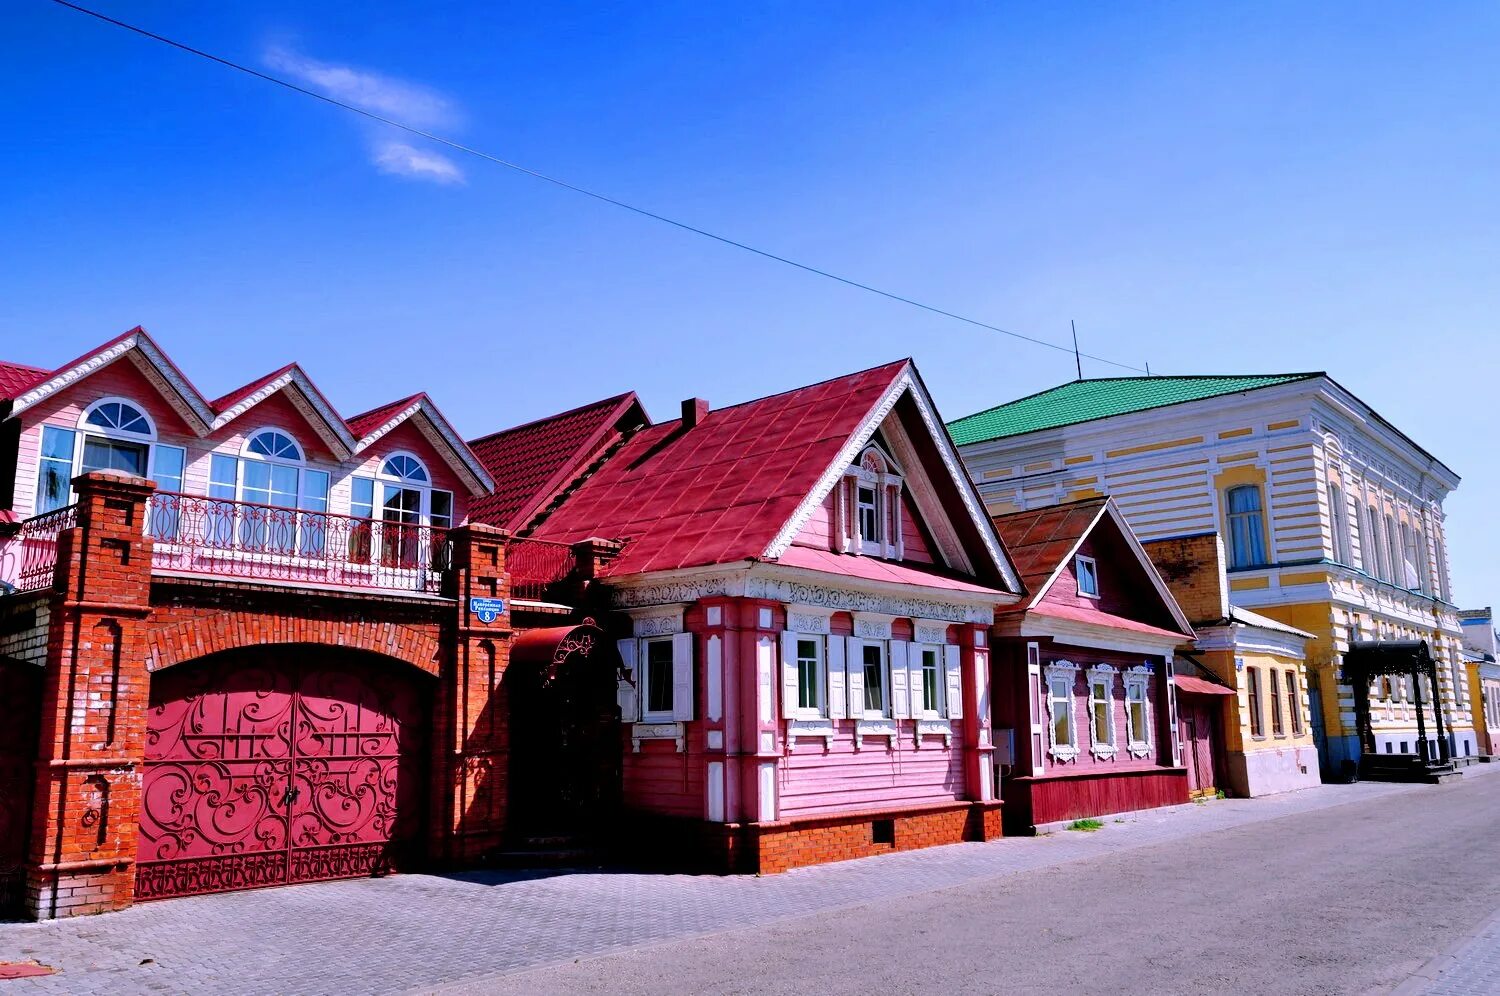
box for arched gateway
[135,645,433,901]
[506,622,624,841]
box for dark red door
[0,660,41,918]
[1178,697,1220,797]
[136,650,428,902]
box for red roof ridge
[656,358,911,428]
[209,363,299,412]
[346,392,427,437]
[468,391,637,445]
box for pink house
[485,359,1025,872]
[990,498,1197,833]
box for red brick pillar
[436,523,511,863]
[28,471,155,919]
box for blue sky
[4,2,1498,605]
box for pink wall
[8,355,471,524]
[1037,643,1168,775]
[789,490,936,565]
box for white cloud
[373,141,464,184]
[265,46,464,185]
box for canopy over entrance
[1343,640,1452,768]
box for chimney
[681,398,709,430]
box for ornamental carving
[787,612,832,635]
[914,622,950,645]
[853,616,893,640]
[632,613,683,637]
[611,577,734,608]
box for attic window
[840,444,904,559]
[1076,555,1099,598]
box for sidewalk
[1,769,1493,996]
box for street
[3,768,1499,995]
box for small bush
[1067,818,1104,832]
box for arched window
[206,428,329,555]
[1365,504,1388,580]
[1225,485,1267,569]
[1327,482,1351,565]
[1385,514,1403,587]
[1400,522,1421,591]
[36,397,179,514]
[350,452,452,531]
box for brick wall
[753,801,1002,874]
[1143,533,1228,626]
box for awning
[1175,675,1235,696]
[510,622,610,683]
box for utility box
[993,727,1016,766]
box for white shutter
[780,631,800,719]
[890,640,910,719]
[671,631,695,721]
[846,636,865,717]
[944,644,964,719]
[616,638,639,721]
[827,636,847,719]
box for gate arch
[135,645,433,902]
[144,613,444,678]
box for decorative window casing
[1247,666,1265,737]
[1328,482,1352,565]
[1075,555,1099,598]
[1087,665,1117,758]
[37,397,162,513]
[616,630,695,748]
[780,630,827,720]
[915,645,945,717]
[1287,670,1304,735]
[1124,666,1152,758]
[838,444,904,559]
[1044,661,1080,762]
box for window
[1385,515,1403,587]
[1367,505,1388,580]
[236,429,328,555]
[1089,668,1116,756]
[1044,663,1080,761]
[374,453,451,568]
[1225,485,1267,569]
[1328,483,1351,565]
[1400,522,1421,591]
[147,444,186,540]
[861,642,887,716]
[1075,555,1099,598]
[1270,669,1285,736]
[642,637,675,718]
[1247,667,1264,737]
[1287,670,1303,734]
[796,637,822,712]
[1125,674,1150,755]
[80,398,153,478]
[918,646,943,715]
[35,426,76,513]
[857,486,879,545]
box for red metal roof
[0,361,49,401]
[992,498,1109,596]
[529,360,912,577]
[776,546,1005,595]
[468,393,648,534]
[209,363,298,413]
[345,393,425,439]
[1027,603,1191,642]
[1175,674,1236,696]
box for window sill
[1126,741,1152,759]
[854,718,897,748]
[913,717,954,748]
[630,721,684,752]
[1090,744,1118,760]
[786,717,835,746]
[1049,744,1080,763]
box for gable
[1038,517,1180,632]
[21,353,200,439]
[200,389,341,462]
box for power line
[45,0,1151,375]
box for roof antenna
[1146,361,1152,377]
[1070,320,1083,380]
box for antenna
[1071,320,1083,380]
[1146,361,1152,377]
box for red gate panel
[136,652,427,902]
[0,660,42,918]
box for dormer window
[840,444,904,559]
[1075,555,1099,598]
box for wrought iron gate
[136,651,428,902]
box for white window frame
[376,450,454,529]
[913,643,946,718]
[1124,667,1152,758]
[1075,554,1100,598]
[792,634,826,719]
[1327,482,1351,566]
[640,635,677,722]
[1088,665,1118,758]
[858,640,890,719]
[1044,661,1080,762]
[840,444,904,560]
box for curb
[1387,906,1500,995]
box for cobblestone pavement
[0,768,1494,995]
[1396,905,1500,995]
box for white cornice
[1191,622,1309,660]
[1012,614,1183,656]
[354,399,493,495]
[11,333,214,433]
[212,369,356,459]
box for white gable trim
[761,366,1021,594]
[11,332,214,432]
[1023,502,1112,608]
[211,368,356,459]
[354,399,494,494]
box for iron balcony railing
[5,503,79,593]
[506,537,580,603]
[147,492,452,595]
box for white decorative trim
[706,605,723,626]
[12,333,214,432]
[1043,660,1081,762]
[854,718,898,749]
[1008,614,1185,656]
[852,612,894,640]
[211,368,356,459]
[1087,664,1118,759]
[627,605,686,637]
[352,396,494,493]
[706,729,724,750]
[913,619,950,645]
[1124,665,1153,759]
[786,604,834,634]
[631,722,685,752]
[786,718,836,750]
[914,717,954,748]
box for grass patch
[1067,818,1104,832]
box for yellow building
[951,374,1475,776]
[1147,532,1319,795]
[1460,608,1500,758]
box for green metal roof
[947,374,1323,446]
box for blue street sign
[469,597,506,624]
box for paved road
[1,767,1497,994]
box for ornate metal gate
[136,650,429,902]
[0,660,41,918]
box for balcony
[505,537,582,605]
[0,503,79,594]
[146,492,451,596]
